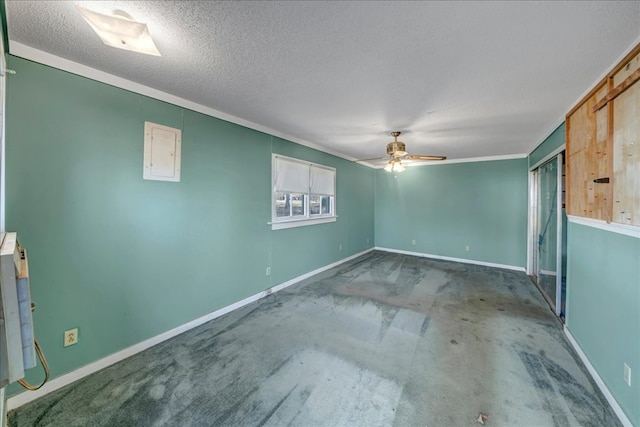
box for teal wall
[566,224,640,425]
[269,138,374,284]
[529,123,565,168]
[374,159,529,268]
[4,56,374,393]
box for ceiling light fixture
[76,5,161,56]
[384,159,405,173]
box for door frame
[553,154,563,317]
[528,145,566,316]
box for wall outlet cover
[64,328,78,347]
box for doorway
[530,153,567,319]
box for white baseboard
[375,247,525,272]
[564,327,632,427]
[7,247,374,411]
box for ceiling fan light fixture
[354,131,445,166]
[384,159,405,173]
[392,161,406,173]
[384,161,394,172]
[76,5,161,56]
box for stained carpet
[8,251,620,426]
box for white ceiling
[5,1,640,165]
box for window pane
[275,192,290,217]
[276,193,306,218]
[321,196,331,215]
[291,193,305,216]
[310,195,332,216]
[310,195,320,215]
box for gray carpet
[8,251,620,426]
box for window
[271,154,336,230]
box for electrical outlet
[465,245,470,252]
[266,267,271,276]
[624,363,631,386]
[64,328,78,347]
[411,240,416,245]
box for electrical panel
[143,121,182,182]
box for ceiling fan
[356,131,446,172]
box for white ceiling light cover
[76,5,161,56]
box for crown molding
[8,42,361,164]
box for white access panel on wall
[143,122,181,182]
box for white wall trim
[8,42,359,165]
[564,326,632,427]
[568,215,640,239]
[528,144,566,171]
[6,247,375,411]
[526,170,536,275]
[270,216,337,230]
[0,388,6,427]
[375,247,525,272]
[554,154,563,317]
[9,44,538,171]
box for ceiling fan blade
[405,154,447,161]
[353,156,389,163]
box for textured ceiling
[5,1,640,164]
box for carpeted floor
[8,251,620,426]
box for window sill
[269,216,337,230]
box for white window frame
[271,154,337,230]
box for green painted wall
[269,138,375,284]
[565,223,640,425]
[4,56,374,394]
[374,159,529,268]
[528,123,565,168]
